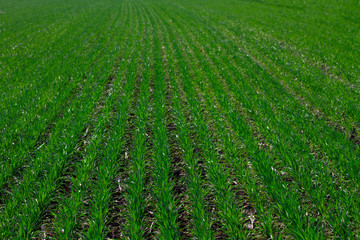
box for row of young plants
[163,0,360,170]
[122,2,152,239]
[0,2,122,196]
[154,5,297,239]
[212,30,360,193]
[85,2,145,238]
[149,7,180,239]
[215,19,360,136]
[150,4,252,238]
[189,15,360,238]
[156,9,277,238]
[50,2,133,238]
[159,3,358,238]
[0,2,130,238]
[152,6,213,239]
[153,1,359,238]
[1,0,358,238]
[172,0,359,85]
[245,0,360,82]
[170,0,360,139]
[0,31,114,187]
[0,2,114,136]
[215,13,354,240]
[148,2,328,237]
[0,61,107,239]
[0,0,80,86]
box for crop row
[0,0,358,239]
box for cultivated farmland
[0,0,359,239]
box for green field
[0,0,359,239]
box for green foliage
[0,0,359,239]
